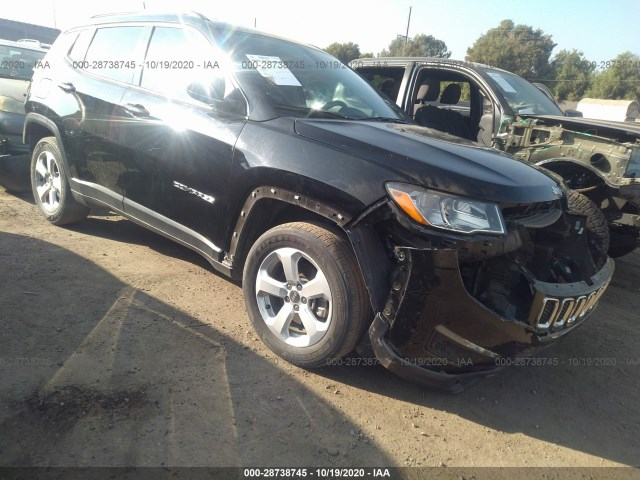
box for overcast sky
[2,0,639,63]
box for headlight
[386,182,506,235]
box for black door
[118,26,246,256]
[61,26,149,208]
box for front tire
[243,222,370,368]
[30,136,88,225]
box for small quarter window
[68,29,94,62]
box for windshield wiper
[359,116,411,124]
[309,110,352,119]
[273,104,352,119]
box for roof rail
[90,11,139,18]
[90,10,210,20]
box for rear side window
[84,26,145,83]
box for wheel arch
[24,113,87,206]
[536,158,608,189]
[24,113,66,161]
[228,186,393,312]
[24,114,73,181]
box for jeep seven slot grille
[535,282,609,331]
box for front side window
[140,27,228,103]
[84,26,145,83]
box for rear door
[61,25,149,208]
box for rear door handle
[58,82,76,93]
[123,103,149,118]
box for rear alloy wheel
[243,222,370,368]
[31,136,88,225]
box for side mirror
[187,79,246,117]
[564,109,583,118]
[187,78,224,104]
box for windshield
[480,68,564,116]
[218,31,406,121]
[0,45,45,80]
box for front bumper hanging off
[367,248,614,393]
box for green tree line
[325,19,640,102]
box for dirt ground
[1,185,639,474]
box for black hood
[525,115,640,139]
[294,119,562,205]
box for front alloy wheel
[243,222,370,368]
[256,247,333,348]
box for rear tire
[567,190,609,263]
[30,137,88,225]
[242,222,371,368]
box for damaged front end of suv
[354,178,613,393]
[24,12,615,394]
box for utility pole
[405,6,412,43]
[254,18,257,28]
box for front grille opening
[502,202,601,282]
[460,202,607,327]
[460,257,534,323]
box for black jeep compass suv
[24,11,613,391]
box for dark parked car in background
[24,12,613,391]
[0,38,47,192]
[354,57,640,257]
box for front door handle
[123,103,149,118]
[58,82,76,93]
